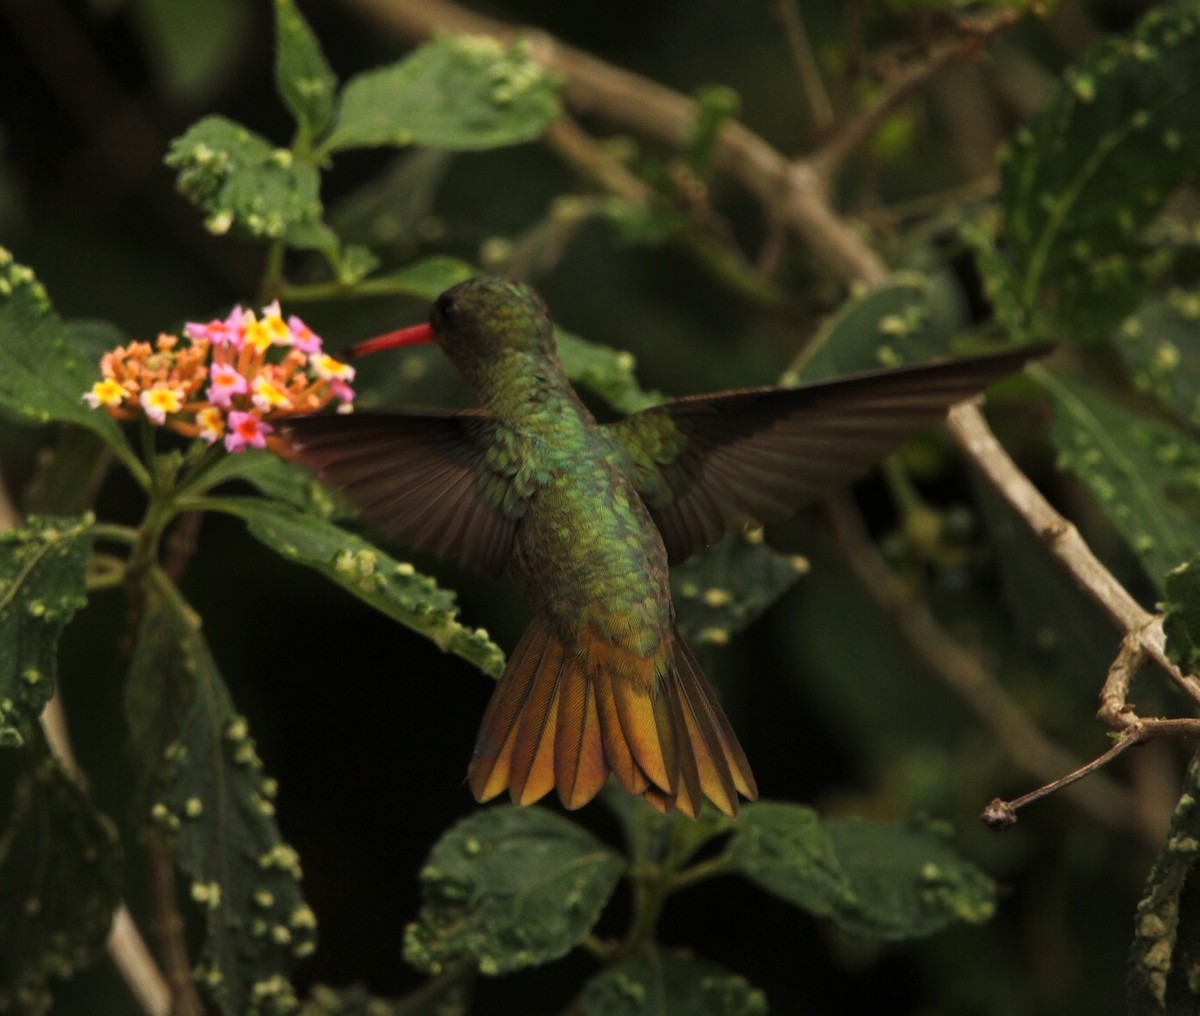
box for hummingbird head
[347,276,557,394]
[430,276,556,370]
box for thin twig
[983,718,1200,831]
[825,491,1151,841]
[808,9,1019,182]
[146,841,207,1016]
[947,403,1200,710]
[108,909,172,1016]
[775,1,835,132]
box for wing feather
[608,348,1043,563]
[284,412,526,575]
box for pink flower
[224,411,272,453]
[288,315,323,354]
[207,362,249,407]
[186,306,246,348]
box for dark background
[0,1,1172,1013]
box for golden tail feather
[467,615,757,817]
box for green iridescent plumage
[287,276,1043,817]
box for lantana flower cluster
[83,302,355,453]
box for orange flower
[83,305,356,453]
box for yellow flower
[83,378,129,408]
[140,386,185,425]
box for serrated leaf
[998,3,1200,339]
[212,496,505,677]
[582,947,767,1016]
[0,515,93,747]
[786,272,971,385]
[1116,291,1200,426]
[0,730,121,1016]
[1163,556,1200,676]
[0,251,129,451]
[322,35,560,154]
[728,803,995,940]
[124,586,315,1016]
[166,116,337,250]
[274,0,338,141]
[1040,366,1200,591]
[672,533,807,647]
[403,806,624,976]
[1128,748,1200,1012]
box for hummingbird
[285,276,1041,819]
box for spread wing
[607,347,1042,565]
[283,411,527,576]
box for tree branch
[344,0,1200,824]
[824,491,1156,843]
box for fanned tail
[467,616,757,817]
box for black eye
[433,294,458,325]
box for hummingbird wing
[283,411,527,576]
[607,347,1043,565]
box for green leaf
[687,85,741,181]
[403,806,624,975]
[726,802,855,917]
[785,272,971,385]
[728,803,995,940]
[1115,291,1200,426]
[601,784,734,869]
[299,973,473,1016]
[1163,556,1200,676]
[998,3,1200,339]
[820,816,995,939]
[212,496,505,677]
[0,730,121,1016]
[1129,748,1200,1012]
[1040,365,1200,591]
[274,0,338,141]
[322,35,560,154]
[673,533,808,647]
[582,947,767,1016]
[189,451,351,519]
[557,327,663,415]
[166,116,337,250]
[124,583,315,1016]
[0,515,93,748]
[0,251,129,449]
[354,255,477,301]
